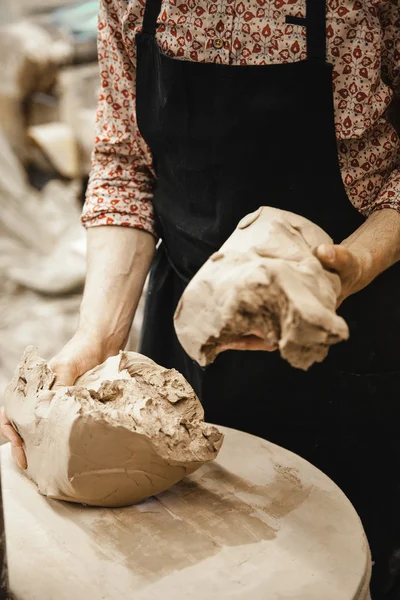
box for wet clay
[174,207,348,370]
[4,347,223,507]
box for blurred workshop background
[0,0,144,398]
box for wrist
[78,294,137,356]
[346,244,375,290]
[73,326,125,360]
[342,208,400,278]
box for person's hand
[216,329,278,354]
[0,330,109,470]
[315,244,372,306]
[215,243,369,353]
[0,408,27,470]
[47,330,108,389]
[216,243,370,353]
[316,209,400,306]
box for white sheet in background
[0,128,145,398]
[0,128,85,395]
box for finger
[11,445,27,470]
[1,421,23,446]
[0,409,23,446]
[0,410,27,470]
[218,336,277,352]
[0,408,7,433]
[249,329,265,338]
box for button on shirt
[82,0,400,237]
[213,38,224,50]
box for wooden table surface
[1,426,371,600]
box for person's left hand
[315,209,400,305]
[315,243,371,306]
[0,408,27,469]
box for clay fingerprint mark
[75,461,311,584]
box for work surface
[2,426,371,600]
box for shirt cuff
[82,166,157,237]
[364,167,400,216]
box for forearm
[78,226,156,355]
[341,208,400,287]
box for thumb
[315,244,356,276]
[48,359,79,389]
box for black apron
[136,1,400,597]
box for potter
[2,1,400,598]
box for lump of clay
[174,207,348,371]
[4,347,223,507]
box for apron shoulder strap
[142,0,162,36]
[306,0,326,61]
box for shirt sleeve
[82,0,156,235]
[380,0,400,100]
[368,0,400,215]
[339,2,400,218]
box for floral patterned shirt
[82,0,400,236]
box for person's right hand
[216,329,278,354]
[47,330,108,389]
[0,330,109,470]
